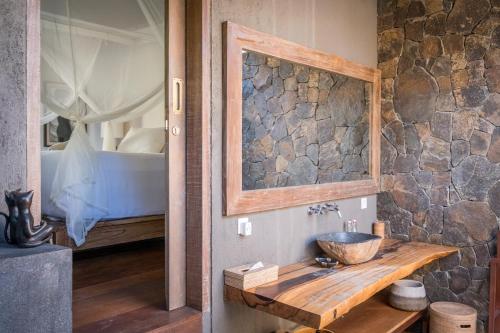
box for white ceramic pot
[389,279,428,312]
[391,280,426,298]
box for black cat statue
[0,190,54,247]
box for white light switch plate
[238,217,252,236]
[361,197,367,210]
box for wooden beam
[225,240,458,329]
[52,215,165,251]
[489,234,500,333]
[185,0,212,313]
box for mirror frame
[223,22,381,216]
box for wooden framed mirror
[223,22,381,216]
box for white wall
[210,1,378,332]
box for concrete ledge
[0,243,72,333]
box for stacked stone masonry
[377,0,500,331]
[242,51,371,190]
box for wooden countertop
[224,240,457,329]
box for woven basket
[429,302,477,333]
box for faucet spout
[324,203,341,218]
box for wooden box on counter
[224,263,279,290]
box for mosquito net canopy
[41,0,165,245]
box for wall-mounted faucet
[323,203,342,219]
[307,202,342,218]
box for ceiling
[41,0,162,31]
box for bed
[41,150,166,250]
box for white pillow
[48,142,67,150]
[117,127,165,153]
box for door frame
[26,0,211,317]
[166,0,187,310]
[185,0,212,313]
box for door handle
[172,78,184,115]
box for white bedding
[41,150,165,220]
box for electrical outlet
[361,197,367,210]
[238,217,252,236]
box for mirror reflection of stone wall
[242,50,371,191]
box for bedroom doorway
[37,0,189,330]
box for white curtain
[41,0,165,245]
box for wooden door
[166,0,186,310]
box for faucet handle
[324,202,338,209]
[307,205,321,215]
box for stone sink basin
[316,232,382,265]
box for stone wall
[242,51,370,190]
[377,0,500,331]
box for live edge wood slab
[224,240,457,329]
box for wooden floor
[73,240,201,333]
